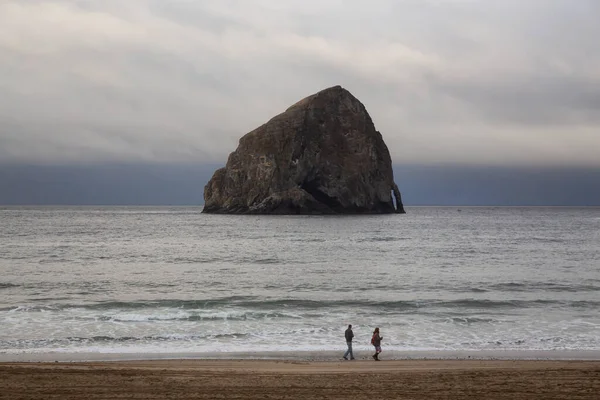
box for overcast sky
[1,0,599,167]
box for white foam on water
[3,307,599,355]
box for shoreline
[2,349,600,363]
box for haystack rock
[203,86,405,214]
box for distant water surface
[1,206,599,357]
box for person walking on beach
[371,327,383,361]
[343,324,355,360]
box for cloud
[0,0,599,166]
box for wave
[250,258,280,264]
[240,298,600,311]
[425,285,490,293]
[3,298,599,313]
[530,237,566,243]
[7,280,595,298]
[169,257,224,264]
[435,317,500,324]
[489,282,600,293]
[125,282,180,289]
[0,283,20,290]
[356,237,408,242]
[464,288,488,293]
[0,333,252,349]
[30,297,73,302]
[92,311,303,323]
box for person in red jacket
[371,327,383,361]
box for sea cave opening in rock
[301,178,343,212]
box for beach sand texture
[1,360,599,400]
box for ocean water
[0,206,599,359]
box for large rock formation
[203,86,405,214]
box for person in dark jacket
[342,324,355,360]
[371,327,383,361]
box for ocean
[1,206,599,361]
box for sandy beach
[1,359,598,400]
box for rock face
[203,86,405,214]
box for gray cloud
[0,0,599,166]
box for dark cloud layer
[0,0,599,166]
[1,164,598,206]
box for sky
[1,0,599,205]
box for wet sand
[1,359,599,400]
